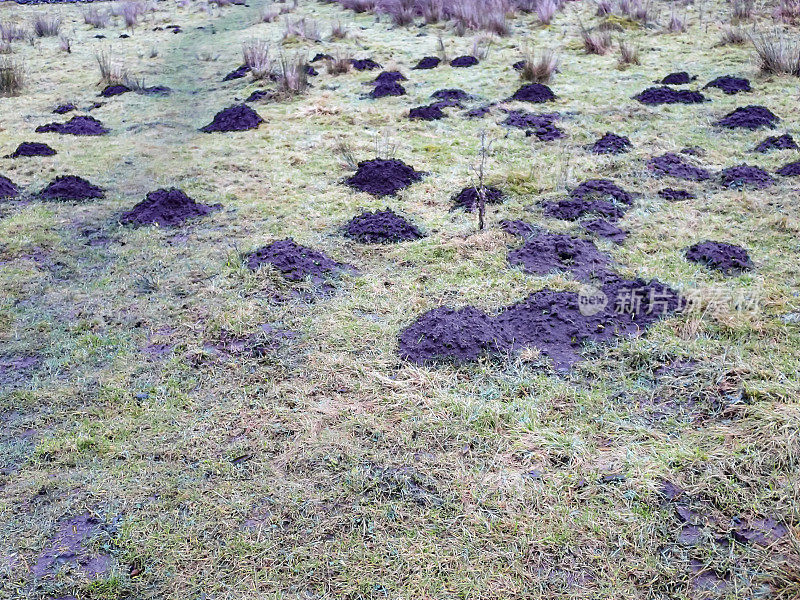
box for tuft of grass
[259,4,281,22]
[242,39,271,80]
[95,50,127,85]
[618,40,640,66]
[282,17,321,41]
[83,8,110,29]
[580,25,612,55]
[58,34,71,54]
[0,57,23,96]
[718,26,747,46]
[325,51,352,75]
[32,14,61,38]
[536,0,559,25]
[116,1,147,31]
[329,19,348,39]
[667,11,685,32]
[0,22,27,43]
[277,53,308,97]
[518,47,559,82]
[751,30,800,76]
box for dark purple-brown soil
[590,132,631,154]
[502,110,563,141]
[0,175,19,199]
[704,75,751,94]
[371,71,407,84]
[500,219,537,238]
[311,53,333,62]
[36,115,109,136]
[508,232,611,281]
[351,58,381,70]
[99,84,131,97]
[508,83,556,103]
[5,142,56,158]
[398,306,501,363]
[658,188,695,201]
[719,164,775,188]
[343,209,423,243]
[200,104,263,132]
[545,179,633,222]
[245,89,269,103]
[247,238,351,281]
[715,105,779,129]
[451,186,504,211]
[431,88,469,102]
[776,160,800,176]
[647,153,711,181]
[450,55,478,67]
[466,104,493,118]
[53,103,76,114]
[582,218,628,243]
[634,86,707,105]
[685,241,753,274]
[660,72,695,85]
[412,56,440,69]
[223,64,250,81]
[30,513,112,580]
[369,82,406,98]
[409,104,446,120]
[346,158,424,196]
[572,179,634,204]
[120,188,222,226]
[753,133,798,153]
[39,175,104,201]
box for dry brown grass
[518,47,559,82]
[0,57,23,95]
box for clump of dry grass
[59,34,71,53]
[0,22,27,43]
[580,25,612,54]
[325,51,352,75]
[242,39,271,80]
[277,53,308,97]
[718,26,747,46]
[340,0,376,11]
[0,57,23,96]
[471,34,493,60]
[330,19,348,39]
[667,11,685,32]
[518,47,559,82]
[536,0,559,25]
[773,0,800,23]
[595,0,612,16]
[95,50,127,84]
[115,1,147,30]
[751,30,800,75]
[83,8,110,28]
[378,0,416,26]
[732,0,754,21]
[283,17,321,41]
[618,40,639,66]
[449,0,509,35]
[259,4,281,22]
[32,14,61,38]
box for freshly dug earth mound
[545,179,633,221]
[572,179,633,204]
[247,238,351,281]
[0,175,19,199]
[200,104,263,132]
[413,56,440,69]
[451,55,478,67]
[451,186,504,211]
[719,164,774,189]
[346,158,424,196]
[686,241,753,273]
[508,83,556,103]
[351,58,381,70]
[6,142,56,158]
[466,104,493,118]
[311,53,333,62]
[647,153,711,181]
[634,86,707,105]
[39,175,104,201]
[715,105,779,129]
[245,89,269,103]
[344,209,423,243]
[660,72,695,85]
[369,82,406,98]
[754,134,797,153]
[502,111,563,141]
[53,103,76,114]
[500,219,537,238]
[431,89,469,102]
[704,76,750,94]
[99,84,131,97]
[371,71,406,84]
[659,188,695,201]
[583,218,628,243]
[120,188,222,226]
[590,132,631,154]
[36,115,109,136]
[223,64,250,81]
[409,105,446,120]
[776,160,800,176]
[508,232,611,281]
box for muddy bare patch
[30,513,113,580]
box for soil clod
[753,133,798,153]
[590,132,631,154]
[704,75,751,94]
[0,175,19,199]
[121,188,222,226]
[660,72,695,85]
[715,105,779,129]
[200,104,263,132]
[450,55,478,67]
[507,232,611,281]
[99,84,131,97]
[39,175,104,201]
[634,86,707,105]
[344,208,423,243]
[346,158,424,196]
[451,186,504,211]
[5,142,56,158]
[685,240,753,274]
[36,115,109,136]
[647,153,711,181]
[719,164,774,189]
[412,56,440,69]
[658,188,695,201]
[507,83,556,103]
[582,218,628,243]
[247,238,352,281]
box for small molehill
[412,56,440,69]
[704,75,750,95]
[658,188,695,201]
[686,241,753,274]
[648,153,711,181]
[99,84,131,97]
[351,58,381,71]
[0,175,19,199]
[715,105,779,129]
[344,209,423,243]
[719,164,774,189]
[36,115,109,136]
[369,82,406,98]
[508,232,611,281]
[245,90,269,103]
[39,175,104,201]
[500,219,537,238]
[200,104,263,133]
[754,134,797,153]
[346,159,423,196]
[431,89,469,102]
[409,105,446,120]
[660,72,695,85]
[545,179,633,222]
[371,71,407,85]
[451,186,504,212]
[53,103,76,114]
[590,132,631,155]
[247,238,352,282]
[5,142,56,158]
[451,55,478,67]
[502,110,563,141]
[776,160,800,176]
[223,64,250,81]
[634,86,707,105]
[121,188,222,226]
[583,219,628,243]
[508,83,556,103]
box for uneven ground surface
[0,0,799,599]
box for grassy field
[1,0,799,598]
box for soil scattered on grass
[245,89,269,103]
[451,185,504,211]
[500,219,537,238]
[582,218,628,243]
[590,132,631,154]
[431,88,469,102]
[223,64,250,81]
[544,179,633,222]
[99,84,131,97]
[200,104,263,132]
[343,209,423,243]
[704,75,751,94]
[6,142,57,158]
[346,158,424,196]
[412,56,440,69]
[719,164,775,189]
[507,83,556,103]
[371,70,406,85]
[634,86,707,105]
[30,513,112,580]
[450,55,478,67]
[311,53,332,62]
[121,188,222,226]
[731,518,788,546]
[0,175,19,199]
[247,238,352,281]
[715,105,779,129]
[39,175,104,201]
[368,81,406,98]
[53,103,76,114]
[466,104,493,118]
[660,72,695,84]
[754,133,797,153]
[351,58,381,70]
[409,104,446,120]
[508,232,611,281]
[502,110,563,141]
[658,188,695,201]
[647,153,711,181]
[36,115,109,136]
[686,241,753,274]
[776,160,800,176]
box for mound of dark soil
[753,134,797,153]
[466,104,493,118]
[634,86,707,105]
[343,209,423,243]
[431,89,469,102]
[409,104,446,120]
[5,142,56,158]
[508,232,611,281]
[451,55,478,67]
[369,82,406,98]
[573,179,633,204]
[719,164,774,189]
[0,175,19,199]
[500,219,537,238]
[776,160,800,176]
[704,75,750,94]
[545,179,633,222]
[508,83,556,103]
[371,71,407,85]
[311,53,333,63]
[590,132,632,154]
[121,188,222,226]
[451,186,504,211]
[658,188,695,201]
[36,115,109,136]
[39,175,104,201]
[582,218,628,243]
[223,64,251,81]
[53,103,76,114]
[99,84,131,97]
[686,241,753,273]
[247,238,351,281]
[648,153,711,181]
[200,104,263,133]
[502,110,563,141]
[660,72,695,85]
[412,56,440,69]
[245,89,269,103]
[351,58,381,71]
[715,105,779,129]
[139,85,172,96]
[346,158,424,196]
